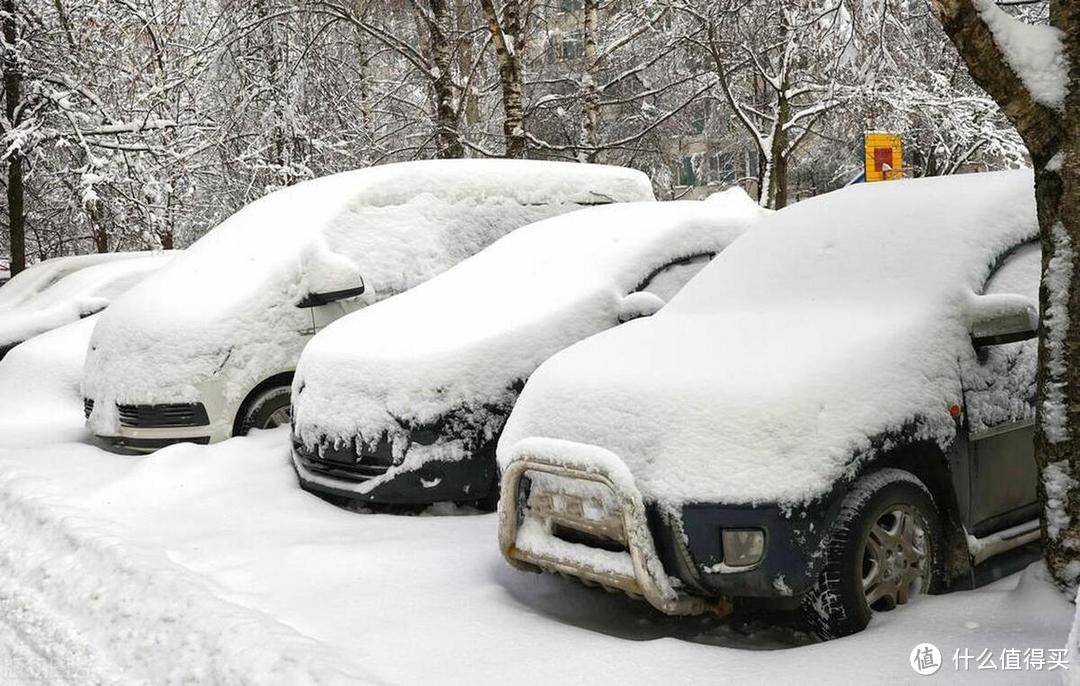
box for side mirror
[297,276,365,308]
[618,291,665,323]
[969,293,1038,347]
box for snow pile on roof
[292,198,761,482]
[0,252,157,311]
[0,255,172,349]
[83,160,652,421]
[499,170,1039,506]
[974,0,1068,110]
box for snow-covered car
[496,170,1042,638]
[82,160,654,453]
[290,192,766,507]
[0,254,173,361]
[0,252,158,311]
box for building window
[679,155,698,186]
[708,152,738,184]
[560,31,584,60]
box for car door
[961,241,1040,535]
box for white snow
[498,170,1039,506]
[292,196,762,482]
[83,160,653,434]
[974,0,1069,110]
[0,340,1072,684]
[0,252,159,312]
[1043,222,1073,445]
[0,254,172,350]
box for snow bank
[0,254,172,350]
[83,160,652,426]
[292,197,762,484]
[0,461,357,684]
[498,170,1039,506]
[0,252,158,311]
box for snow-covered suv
[290,192,766,508]
[82,160,653,452]
[496,170,1041,638]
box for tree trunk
[2,0,25,275]
[430,0,464,158]
[931,0,1080,591]
[454,0,480,126]
[579,0,600,163]
[479,0,527,158]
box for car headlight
[722,528,766,567]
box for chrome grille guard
[498,452,707,615]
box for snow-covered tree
[929,0,1080,593]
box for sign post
[865,132,903,182]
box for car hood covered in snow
[82,160,653,421]
[292,195,767,474]
[497,170,1040,507]
[0,254,174,349]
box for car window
[984,242,1039,302]
[964,242,1040,433]
[636,254,713,302]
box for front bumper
[292,441,496,505]
[87,392,233,453]
[498,451,834,613]
[498,453,714,615]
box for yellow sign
[865,132,903,182]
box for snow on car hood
[292,195,767,469]
[498,170,1040,506]
[0,254,173,349]
[82,160,653,422]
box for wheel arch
[231,371,295,436]
[857,441,973,584]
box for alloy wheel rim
[264,406,291,429]
[860,504,929,611]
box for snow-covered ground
[0,331,1073,684]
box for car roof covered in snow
[497,169,1040,507]
[0,254,174,348]
[292,194,767,450]
[0,252,160,312]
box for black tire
[801,468,945,639]
[236,385,292,435]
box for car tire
[237,385,292,435]
[801,468,945,639]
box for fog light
[722,528,765,567]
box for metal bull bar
[498,453,708,615]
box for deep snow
[0,323,1072,684]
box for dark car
[496,170,1043,638]
[290,195,766,508]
